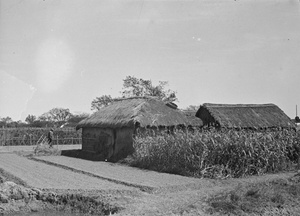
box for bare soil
[34,155,210,191]
[0,153,135,191]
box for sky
[0,0,300,121]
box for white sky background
[0,0,300,121]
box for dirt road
[0,144,81,153]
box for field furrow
[36,155,204,190]
[0,153,136,191]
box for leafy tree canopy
[1,116,13,124]
[40,108,72,123]
[184,105,200,112]
[91,76,177,111]
[91,95,114,111]
[25,114,36,124]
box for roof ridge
[203,103,276,108]
[113,96,159,102]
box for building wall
[82,128,114,159]
[196,107,219,127]
[112,127,135,160]
[82,127,135,161]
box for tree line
[0,110,89,128]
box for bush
[34,143,61,156]
[130,129,300,178]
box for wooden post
[4,129,6,146]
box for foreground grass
[129,129,300,178]
[206,172,300,215]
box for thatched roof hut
[77,97,202,129]
[181,109,201,127]
[76,97,202,161]
[196,103,295,129]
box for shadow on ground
[61,150,105,161]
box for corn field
[132,129,300,178]
[0,127,82,146]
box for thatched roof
[196,103,295,129]
[180,109,202,126]
[76,97,203,129]
[182,110,197,117]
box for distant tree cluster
[25,108,89,128]
[184,105,199,112]
[91,75,178,111]
[0,116,27,128]
[0,109,89,128]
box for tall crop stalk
[131,128,300,178]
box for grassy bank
[206,172,300,215]
[129,129,300,178]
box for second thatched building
[195,103,295,130]
[76,97,203,161]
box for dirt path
[0,144,81,153]
[0,153,136,191]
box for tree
[38,113,52,121]
[25,114,36,124]
[1,116,13,124]
[91,76,177,111]
[121,76,177,102]
[37,108,72,127]
[91,95,114,111]
[46,108,73,122]
[185,105,200,112]
[0,116,13,127]
[295,116,300,123]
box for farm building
[76,97,203,161]
[181,109,201,127]
[195,103,295,130]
